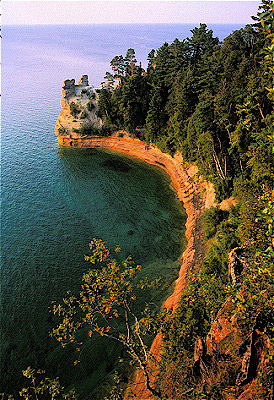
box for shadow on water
[46,147,187,397]
[1,147,186,398]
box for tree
[147,49,156,73]
[145,88,167,143]
[2,367,77,400]
[185,23,219,65]
[110,55,126,82]
[51,239,163,399]
[119,75,151,133]
[124,48,137,75]
[104,72,115,89]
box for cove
[1,145,186,397]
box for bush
[78,124,111,137]
[58,126,67,135]
[87,101,95,111]
[69,102,81,118]
[78,124,98,136]
[80,110,88,119]
[202,207,229,240]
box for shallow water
[1,23,242,395]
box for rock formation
[55,75,103,139]
[228,247,249,283]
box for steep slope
[55,75,103,139]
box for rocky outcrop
[189,246,273,400]
[192,300,273,400]
[228,247,249,283]
[193,337,211,379]
[55,75,103,139]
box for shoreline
[58,131,216,398]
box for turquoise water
[1,23,242,395]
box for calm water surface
[1,23,242,396]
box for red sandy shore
[58,132,216,398]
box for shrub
[58,126,67,135]
[78,124,98,136]
[87,101,95,111]
[202,207,229,240]
[80,110,88,119]
[69,102,81,118]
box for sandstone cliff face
[55,75,103,138]
[54,122,272,398]
[192,249,273,400]
[193,301,273,400]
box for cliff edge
[55,75,103,139]
[55,81,272,399]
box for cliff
[55,75,103,139]
[55,86,272,398]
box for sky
[3,0,261,25]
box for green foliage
[69,102,81,118]
[58,126,67,136]
[51,239,164,398]
[159,181,273,398]
[77,124,110,137]
[1,367,77,400]
[227,193,273,330]
[98,2,272,201]
[80,110,88,119]
[202,206,229,239]
[87,101,95,112]
[102,371,127,400]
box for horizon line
[2,21,247,26]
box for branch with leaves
[51,239,165,398]
[1,367,77,400]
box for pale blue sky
[3,1,261,25]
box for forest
[5,1,273,399]
[79,1,274,397]
[97,2,273,202]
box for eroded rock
[55,75,103,138]
[236,314,269,387]
[228,247,248,283]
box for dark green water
[1,23,192,396]
[2,137,186,395]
